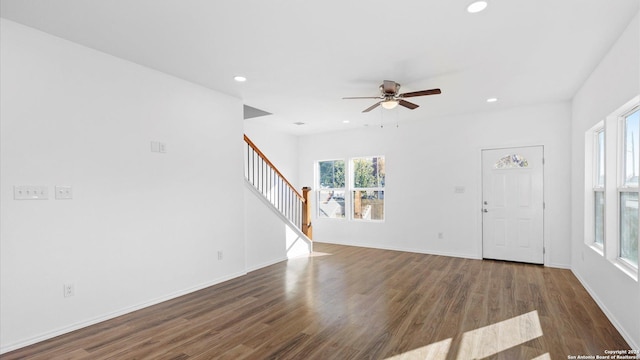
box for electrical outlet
[217,251,223,260]
[14,186,48,200]
[63,283,74,298]
[55,186,72,200]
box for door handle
[483,209,488,213]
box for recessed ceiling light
[487,97,498,103]
[293,122,306,126]
[342,120,350,124]
[234,75,247,82]
[467,1,488,13]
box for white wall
[243,119,312,271]
[570,11,639,349]
[298,102,572,267]
[0,19,245,352]
[244,119,300,189]
[244,184,312,272]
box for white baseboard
[314,240,481,260]
[245,256,288,273]
[0,271,246,355]
[571,270,639,350]
[545,262,571,269]
[316,240,573,269]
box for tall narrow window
[619,107,639,268]
[317,160,345,218]
[594,129,605,246]
[351,156,385,221]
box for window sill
[611,258,639,282]
[317,217,347,221]
[588,243,604,257]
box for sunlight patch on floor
[456,310,543,359]
[308,251,333,257]
[385,338,452,360]
[531,353,551,360]
[385,310,544,360]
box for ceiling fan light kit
[343,80,441,113]
[381,100,399,110]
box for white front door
[482,146,544,264]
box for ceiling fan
[343,80,441,113]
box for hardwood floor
[1,243,630,359]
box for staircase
[243,135,312,240]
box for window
[351,156,385,221]
[584,97,639,278]
[316,156,386,221]
[494,154,529,169]
[317,160,345,218]
[619,107,638,267]
[594,129,605,246]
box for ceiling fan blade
[382,80,397,94]
[399,88,441,98]
[343,96,382,100]
[399,99,419,110]
[363,102,382,113]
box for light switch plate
[14,186,48,200]
[55,186,73,200]
[151,141,167,153]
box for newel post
[302,187,312,240]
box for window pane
[319,160,345,188]
[623,109,639,187]
[353,157,385,188]
[595,130,605,187]
[352,190,384,220]
[317,190,345,218]
[494,154,529,169]
[594,192,604,245]
[619,192,638,267]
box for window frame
[316,159,346,220]
[616,105,639,271]
[584,96,639,280]
[315,155,386,222]
[350,155,385,222]
[585,122,606,252]
[593,127,606,248]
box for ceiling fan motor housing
[380,81,401,96]
[343,80,441,112]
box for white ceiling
[1,0,638,135]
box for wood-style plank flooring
[1,243,630,359]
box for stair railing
[244,135,312,239]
